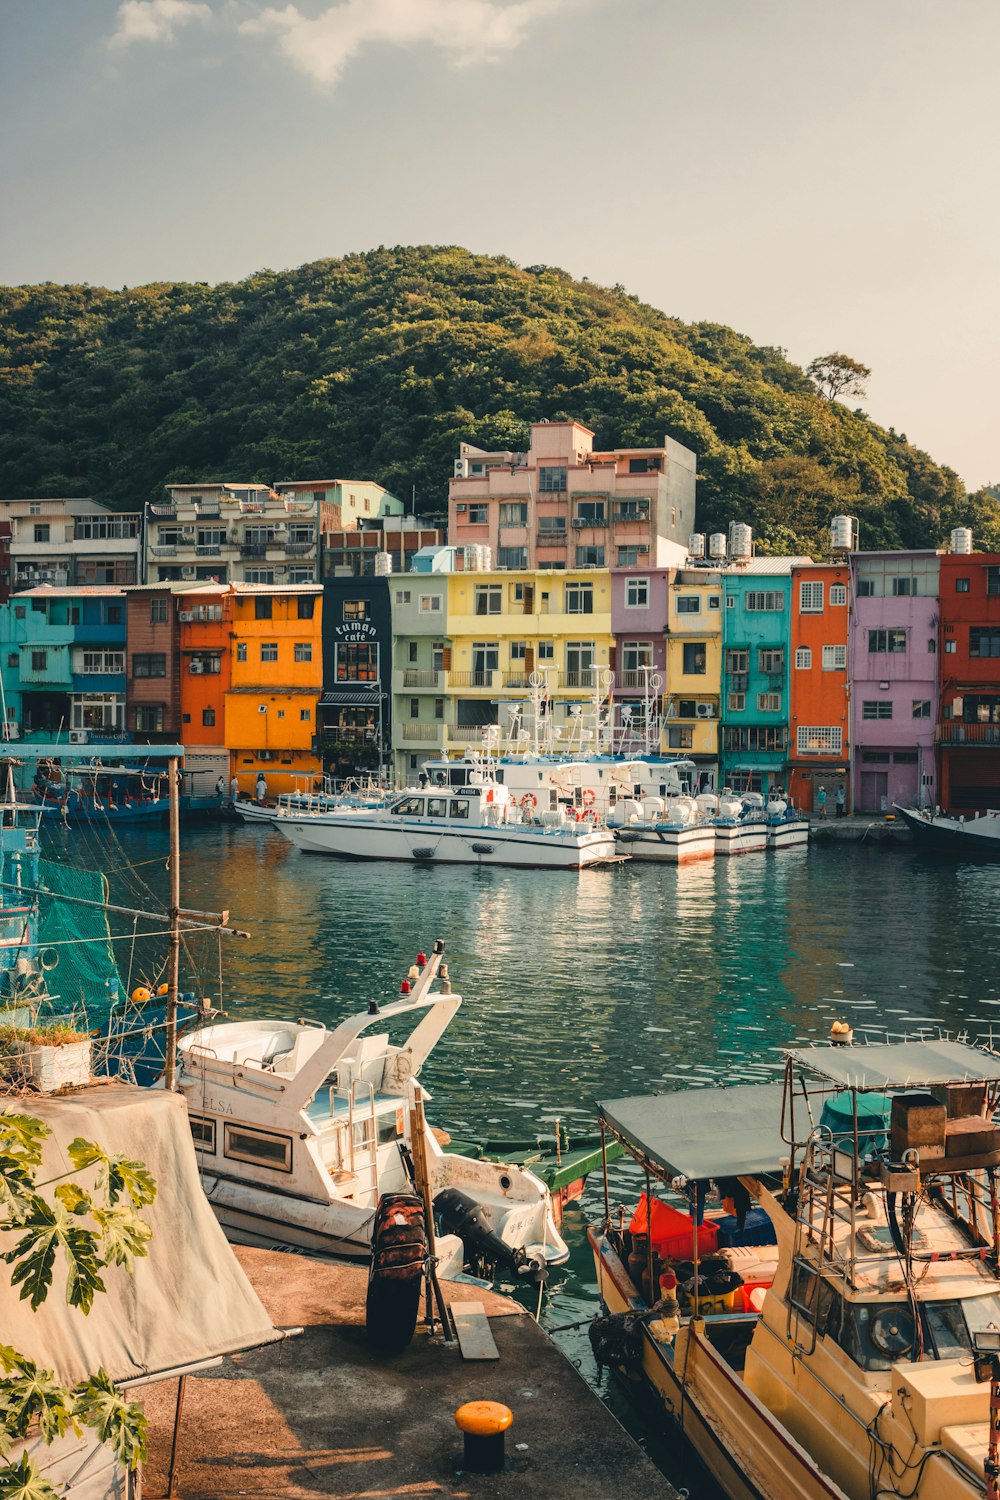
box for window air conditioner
[69,729,89,744]
[189,660,204,674]
[456,504,467,514]
[695,703,714,719]
[178,611,194,623]
[181,568,195,578]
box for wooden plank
[451,1300,499,1361]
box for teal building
[0,587,128,741]
[719,560,807,795]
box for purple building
[849,551,940,812]
[610,567,670,749]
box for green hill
[0,244,995,554]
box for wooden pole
[409,1093,453,1340]
[164,755,181,1091]
[166,1374,186,1497]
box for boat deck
[139,1246,682,1499]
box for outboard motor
[435,1186,545,1280]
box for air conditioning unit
[178,611,194,623]
[3,723,20,741]
[68,729,89,745]
[637,544,650,554]
[456,504,467,514]
[454,459,469,478]
[695,703,714,719]
[189,660,204,674]
[273,524,287,535]
[181,568,195,578]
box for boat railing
[326,1078,380,1198]
[182,1040,290,1095]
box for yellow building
[663,567,723,782]
[226,584,324,795]
[444,568,614,755]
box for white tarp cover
[1,1085,280,1385]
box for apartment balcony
[503,671,533,690]
[565,671,596,689]
[937,722,1000,745]
[195,545,222,557]
[617,669,657,690]
[445,724,481,744]
[150,546,178,558]
[402,669,442,689]
[536,530,567,546]
[240,542,269,559]
[148,504,177,519]
[571,517,608,529]
[285,541,317,557]
[448,670,497,690]
[400,722,440,742]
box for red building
[787,563,851,811]
[937,552,1000,811]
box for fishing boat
[235,778,391,825]
[175,942,569,1279]
[894,804,1000,858]
[440,1125,624,1224]
[764,796,810,851]
[589,1036,1000,1499]
[609,791,717,864]
[274,777,619,868]
[709,792,768,856]
[30,757,181,824]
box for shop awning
[320,689,382,708]
[598,1083,788,1182]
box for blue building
[719,560,808,795]
[0,587,128,742]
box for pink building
[610,568,670,745]
[848,551,940,813]
[448,420,696,571]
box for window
[294,643,312,663]
[625,577,649,609]
[236,642,247,663]
[683,642,706,675]
[197,527,224,547]
[746,591,785,612]
[955,578,970,593]
[467,505,488,525]
[795,648,812,669]
[708,594,720,610]
[260,642,278,662]
[822,645,847,671]
[106,605,123,626]
[667,727,693,749]
[224,1125,291,1172]
[538,515,566,536]
[132,653,166,678]
[409,697,420,719]
[31,651,47,672]
[565,582,594,614]
[150,598,168,623]
[33,524,50,543]
[628,458,651,474]
[133,705,164,733]
[722,726,788,752]
[408,642,418,663]
[337,643,378,681]
[498,546,528,569]
[449,799,469,819]
[474,585,502,615]
[891,576,913,596]
[510,640,527,661]
[254,598,272,620]
[759,649,784,674]
[621,641,653,672]
[300,708,310,721]
[80,650,125,674]
[245,569,275,585]
[297,596,315,619]
[613,498,650,521]
[988,568,1000,597]
[797,727,843,755]
[726,650,749,674]
[944,639,957,653]
[537,640,554,661]
[868,629,907,654]
[419,594,442,613]
[799,581,824,612]
[202,708,216,727]
[434,698,444,720]
[757,692,781,712]
[566,642,595,684]
[862,701,893,719]
[829,584,847,606]
[574,500,606,525]
[189,1116,216,1152]
[857,578,874,597]
[499,502,527,526]
[970,628,1000,658]
[617,547,642,567]
[343,600,368,621]
[538,466,567,492]
[676,596,701,614]
[912,700,931,719]
[575,545,605,567]
[727,692,746,712]
[928,638,937,653]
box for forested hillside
[1,245,995,554]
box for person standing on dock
[256,773,268,803]
[835,785,845,819]
[816,785,827,819]
[231,773,240,804]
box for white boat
[707,792,769,856]
[235,778,392,825]
[609,792,716,864]
[895,804,1000,858]
[176,943,568,1278]
[764,797,810,851]
[274,777,619,869]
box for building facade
[937,551,1000,812]
[4,500,141,591]
[320,575,392,777]
[610,569,670,752]
[848,551,939,813]
[6,587,127,741]
[663,567,724,780]
[720,563,804,794]
[145,484,319,587]
[225,584,323,795]
[448,420,696,570]
[390,576,450,785]
[322,519,443,578]
[178,585,232,787]
[787,562,851,811]
[279,478,404,534]
[124,584,182,742]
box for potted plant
[0,1020,93,1092]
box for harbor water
[48,820,1000,1484]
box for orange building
[787,563,851,811]
[177,584,232,788]
[226,584,323,795]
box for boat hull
[614,825,716,864]
[276,815,617,868]
[715,823,768,856]
[895,804,1000,857]
[766,819,810,851]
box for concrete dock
[809,814,913,843]
[140,1247,681,1499]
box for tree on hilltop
[807,352,872,402]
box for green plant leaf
[64,1139,102,1173]
[0,1116,48,1168]
[74,1370,147,1471]
[91,1205,152,1269]
[52,1184,90,1217]
[65,1140,156,1209]
[0,1452,60,1500]
[0,1361,76,1444]
[4,1202,105,1313]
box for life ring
[582,788,596,808]
[520,793,537,812]
[581,809,598,824]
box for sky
[1,0,997,490]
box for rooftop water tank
[373,551,393,576]
[688,533,706,559]
[951,527,973,554]
[729,522,753,561]
[709,532,727,560]
[830,515,857,552]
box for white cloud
[239,0,564,87]
[108,0,213,48]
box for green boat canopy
[598,1083,789,1183]
[787,1040,1000,1092]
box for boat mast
[164,754,181,1090]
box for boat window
[392,796,425,816]
[450,799,470,820]
[353,1118,375,1152]
[189,1115,216,1152]
[224,1124,292,1172]
[790,1262,836,1328]
[377,1112,403,1146]
[827,1296,992,1370]
[426,797,447,818]
[924,1302,969,1360]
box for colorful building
[720,561,807,795]
[448,419,695,570]
[787,562,851,811]
[848,551,939,813]
[146,484,319,587]
[124,584,182,742]
[320,575,392,777]
[322,519,443,578]
[610,568,670,752]
[390,572,449,785]
[5,586,127,741]
[663,566,724,781]
[937,551,1000,812]
[225,584,323,795]
[3,500,141,591]
[177,585,232,787]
